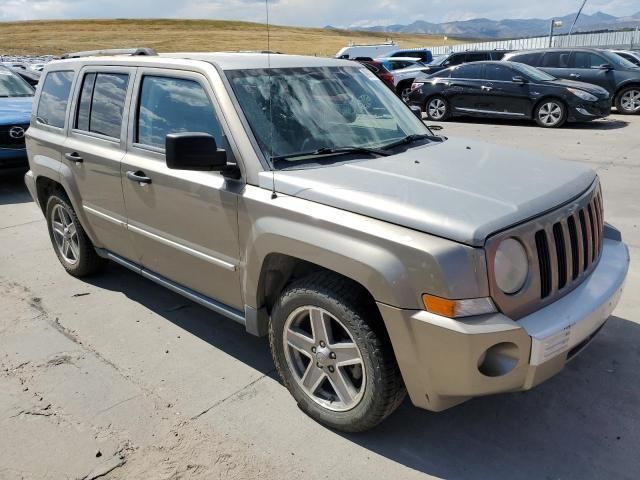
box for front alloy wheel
[616,88,640,114]
[269,272,406,432]
[426,97,449,121]
[535,100,566,128]
[284,306,366,411]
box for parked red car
[355,59,395,91]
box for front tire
[425,96,450,121]
[269,272,405,432]
[535,99,567,128]
[45,193,106,277]
[615,87,640,115]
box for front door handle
[64,152,83,163]
[126,170,152,185]
[569,73,581,78]
[481,85,494,92]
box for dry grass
[0,19,467,57]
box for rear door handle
[64,152,83,163]
[569,73,581,78]
[481,85,494,92]
[126,170,152,185]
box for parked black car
[415,50,512,76]
[407,61,611,128]
[503,48,640,114]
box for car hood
[266,138,596,246]
[548,78,610,98]
[0,96,33,124]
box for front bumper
[0,146,28,172]
[567,99,611,122]
[379,234,629,412]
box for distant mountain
[352,11,640,39]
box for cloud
[0,0,638,26]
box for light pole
[548,20,563,48]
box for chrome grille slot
[486,181,604,320]
[567,216,579,280]
[535,231,552,298]
[579,209,590,272]
[552,223,567,290]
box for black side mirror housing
[599,63,614,71]
[410,105,423,119]
[165,132,227,171]
[512,75,528,84]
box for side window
[571,52,607,69]
[541,52,570,68]
[36,71,74,128]
[485,64,515,81]
[510,52,542,66]
[75,72,129,139]
[453,63,483,79]
[466,52,489,63]
[448,54,465,66]
[137,76,222,150]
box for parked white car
[335,41,399,60]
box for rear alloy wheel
[615,87,640,114]
[535,100,566,128]
[426,96,449,121]
[45,193,106,277]
[400,86,412,103]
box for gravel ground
[0,113,638,480]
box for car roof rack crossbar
[61,48,158,59]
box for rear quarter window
[36,71,75,128]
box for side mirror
[166,132,227,171]
[512,75,528,84]
[410,105,423,119]
[599,63,614,71]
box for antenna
[265,0,277,200]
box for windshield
[0,66,34,97]
[226,66,431,167]
[604,51,638,69]
[511,62,556,81]
[430,55,449,66]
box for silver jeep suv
[25,49,629,432]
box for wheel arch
[614,81,640,99]
[35,175,65,213]
[395,78,415,96]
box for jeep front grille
[534,189,603,300]
[486,181,603,320]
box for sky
[0,0,638,27]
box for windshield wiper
[380,133,436,150]
[272,146,391,163]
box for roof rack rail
[61,48,157,59]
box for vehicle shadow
[81,263,640,479]
[82,262,274,374]
[0,172,32,205]
[436,116,629,131]
[340,315,640,480]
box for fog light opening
[478,342,520,378]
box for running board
[96,248,246,327]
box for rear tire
[45,193,106,277]
[425,96,450,121]
[615,87,640,115]
[534,99,567,128]
[269,272,405,432]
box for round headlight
[494,238,529,294]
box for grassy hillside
[0,19,466,57]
